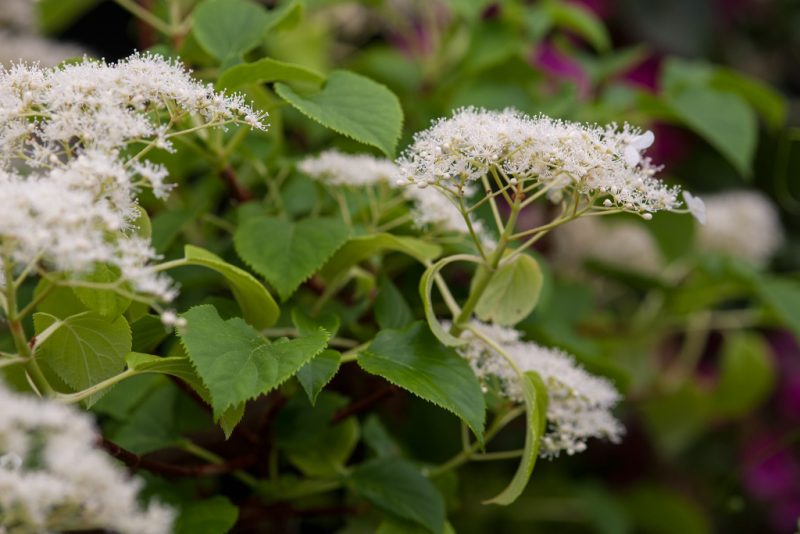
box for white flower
[682,191,707,224]
[397,107,682,216]
[0,383,174,533]
[698,190,783,266]
[0,53,267,302]
[298,149,398,187]
[458,322,624,457]
[551,216,664,275]
[623,130,655,166]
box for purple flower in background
[742,431,800,531]
[532,41,591,99]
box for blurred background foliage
[10,0,800,532]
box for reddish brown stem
[331,385,398,423]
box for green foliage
[276,70,404,157]
[375,276,414,330]
[33,312,132,401]
[218,57,325,90]
[484,372,547,505]
[320,233,441,281]
[358,322,486,443]
[234,216,350,301]
[475,254,543,326]
[179,304,330,417]
[296,349,341,405]
[192,0,270,65]
[712,333,775,418]
[668,87,757,176]
[182,245,279,329]
[72,264,131,317]
[347,457,446,534]
[175,497,239,534]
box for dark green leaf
[296,349,341,405]
[175,496,239,534]
[348,457,446,534]
[234,216,350,301]
[669,87,757,176]
[179,305,330,417]
[359,322,485,442]
[376,276,414,330]
[275,70,404,157]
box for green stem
[427,406,525,477]
[449,189,521,336]
[114,0,174,35]
[3,251,54,396]
[181,440,259,487]
[55,369,139,404]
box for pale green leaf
[484,371,547,505]
[218,57,325,90]
[192,0,270,62]
[183,245,279,329]
[475,254,543,326]
[72,263,131,318]
[359,322,485,442]
[419,254,483,347]
[320,233,441,282]
[545,2,610,52]
[275,70,404,157]
[34,312,132,403]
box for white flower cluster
[551,216,664,275]
[459,322,624,457]
[698,190,783,266]
[298,149,492,240]
[0,54,267,301]
[299,149,398,187]
[0,383,174,533]
[397,107,686,217]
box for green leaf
[646,212,696,261]
[218,57,325,90]
[72,264,131,318]
[475,254,543,326]
[376,276,414,330]
[545,2,610,52]
[363,414,403,458]
[219,403,246,440]
[359,322,485,443]
[130,315,169,353]
[669,87,757,177]
[484,371,547,505]
[275,70,404,157]
[183,245,279,329]
[38,0,101,34]
[125,352,208,399]
[179,305,330,417]
[755,276,800,339]
[110,383,180,454]
[712,333,775,418]
[276,393,360,477]
[419,254,483,347]
[321,233,441,282]
[264,0,304,31]
[192,0,270,63]
[234,216,350,301]
[175,496,239,534]
[377,518,456,534]
[34,280,87,319]
[348,457,446,534]
[625,486,711,534]
[296,349,341,405]
[34,312,132,402]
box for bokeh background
[4,0,799,532]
